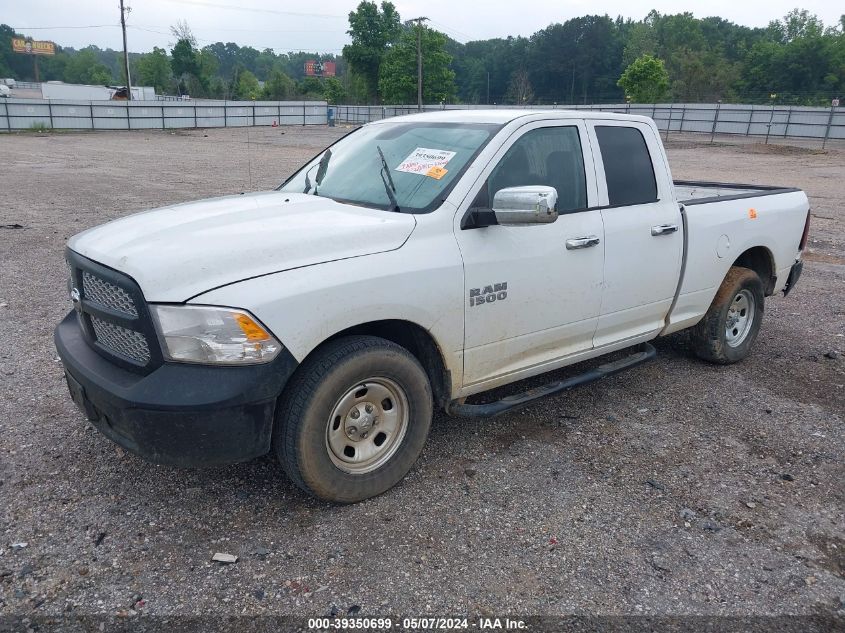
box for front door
[454,121,604,388]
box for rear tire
[691,266,764,364]
[274,335,433,503]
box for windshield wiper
[303,164,315,194]
[377,145,399,212]
[303,149,333,195]
[315,148,332,190]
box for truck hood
[68,192,416,301]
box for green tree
[171,37,218,97]
[670,48,738,101]
[203,42,240,80]
[322,76,347,103]
[297,76,324,99]
[171,39,198,78]
[136,47,172,94]
[2,6,844,108]
[254,48,278,79]
[63,48,112,84]
[207,75,228,99]
[263,68,295,99]
[505,68,533,104]
[196,48,218,93]
[449,36,529,104]
[525,16,624,104]
[0,25,21,78]
[378,26,456,103]
[343,1,402,102]
[233,68,260,99]
[617,54,670,102]
[344,71,371,103]
[741,10,842,103]
[780,8,824,42]
[31,52,68,83]
[623,22,658,66]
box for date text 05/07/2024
[307,617,527,630]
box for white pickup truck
[55,110,810,502]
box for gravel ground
[0,126,843,628]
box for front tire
[691,266,765,364]
[274,336,433,503]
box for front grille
[82,271,138,317]
[67,251,160,372]
[89,315,152,365]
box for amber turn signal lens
[234,313,271,341]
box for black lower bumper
[783,259,804,296]
[54,312,298,467]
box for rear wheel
[691,266,764,364]
[274,336,433,503]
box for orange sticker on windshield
[426,165,448,180]
[748,208,757,219]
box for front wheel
[274,336,433,503]
[691,266,765,364]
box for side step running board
[446,343,657,419]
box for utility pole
[486,71,490,105]
[119,0,132,99]
[407,17,428,111]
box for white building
[40,81,156,101]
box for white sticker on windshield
[395,147,457,175]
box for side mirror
[492,186,558,224]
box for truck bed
[674,180,801,205]
[663,180,809,337]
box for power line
[427,19,477,44]
[160,0,346,20]
[13,15,476,53]
[135,25,344,34]
[14,14,486,58]
[128,26,170,36]
[11,25,118,30]
[127,25,347,52]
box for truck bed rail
[675,180,801,206]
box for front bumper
[54,311,298,467]
[783,259,804,296]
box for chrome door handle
[565,235,601,250]
[651,224,678,236]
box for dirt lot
[0,126,843,628]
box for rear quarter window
[595,126,658,206]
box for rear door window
[595,126,658,206]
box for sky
[3,0,843,54]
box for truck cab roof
[375,108,654,126]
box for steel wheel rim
[725,289,755,347]
[325,377,410,474]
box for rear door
[454,120,604,387]
[586,121,682,347]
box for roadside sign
[833,98,841,107]
[304,60,336,77]
[12,38,55,56]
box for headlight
[150,305,282,365]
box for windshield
[278,121,501,213]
